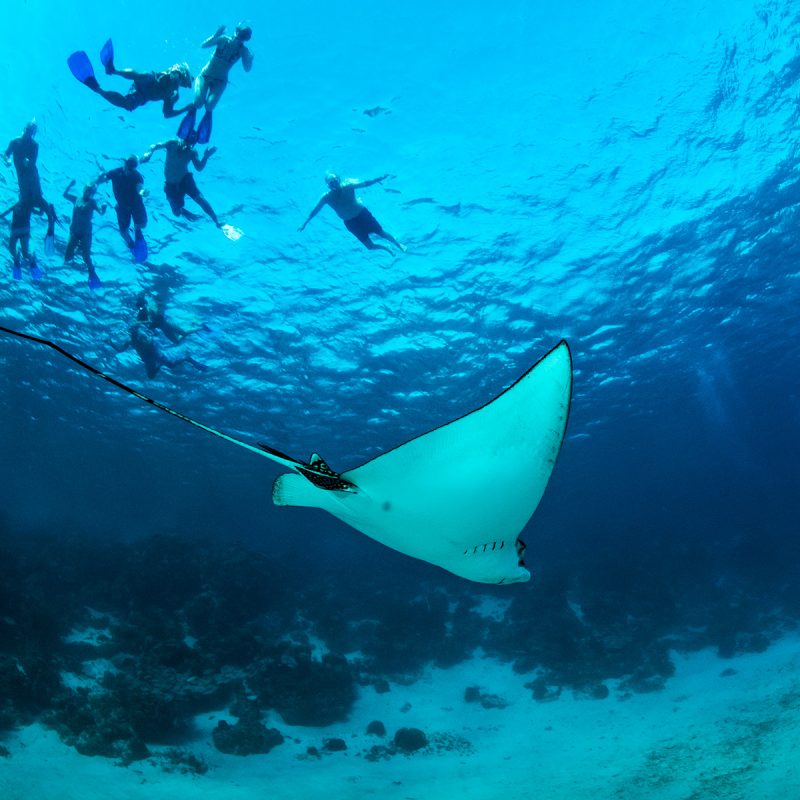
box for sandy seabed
[1,634,799,800]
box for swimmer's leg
[375,229,406,252]
[81,236,95,270]
[115,205,134,249]
[86,80,142,111]
[64,234,78,262]
[188,187,219,226]
[205,82,226,112]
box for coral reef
[0,524,796,765]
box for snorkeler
[298,172,405,254]
[2,120,57,254]
[96,155,149,262]
[141,136,222,227]
[113,291,207,378]
[1,201,41,281]
[177,22,254,144]
[63,179,107,289]
[67,38,192,118]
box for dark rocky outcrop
[250,645,356,726]
[323,737,347,752]
[394,727,428,752]
[463,685,508,709]
[212,718,284,756]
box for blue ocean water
[1,0,800,794]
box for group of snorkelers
[1,118,222,288]
[2,20,405,373]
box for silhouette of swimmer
[2,120,57,252]
[63,179,107,287]
[69,38,193,118]
[96,155,148,259]
[298,172,405,254]
[1,200,41,279]
[141,136,222,227]
[114,292,207,378]
[177,22,254,144]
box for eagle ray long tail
[0,324,303,471]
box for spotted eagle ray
[0,326,572,584]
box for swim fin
[177,107,197,140]
[221,223,243,241]
[197,111,213,144]
[30,258,43,282]
[132,232,148,263]
[88,271,102,290]
[44,233,55,256]
[12,259,22,280]
[100,38,115,74]
[67,51,100,90]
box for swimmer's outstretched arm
[349,174,390,189]
[156,317,184,344]
[1,141,14,166]
[201,25,227,48]
[140,142,169,163]
[242,46,254,71]
[192,146,217,171]
[298,194,329,232]
[162,95,190,119]
[63,179,78,204]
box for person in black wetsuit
[2,121,57,250]
[82,47,192,117]
[96,155,147,257]
[141,136,221,226]
[298,172,405,253]
[63,179,107,287]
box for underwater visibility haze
[1,0,800,797]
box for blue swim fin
[88,271,102,290]
[100,38,114,74]
[12,260,22,280]
[132,233,148,263]
[44,233,55,256]
[197,111,213,144]
[67,51,99,89]
[30,258,43,282]
[177,107,197,140]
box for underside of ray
[272,340,573,584]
